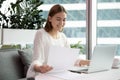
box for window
[97,0,120,56]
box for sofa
[0,48,34,80]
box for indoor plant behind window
[70,41,85,54]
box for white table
[35,69,120,80]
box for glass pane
[64,27,86,38]
[97,0,120,56]
[97,27,120,37]
[97,9,120,20]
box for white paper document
[45,46,81,79]
[47,46,80,73]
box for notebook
[47,45,80,73]
[69,45,117,73]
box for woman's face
[49,12,67,32]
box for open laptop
[47,45,80,73]
[69,45,117,73]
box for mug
[112,58,120,68]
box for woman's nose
[59,20,64,26]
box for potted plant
[0,0,7,28]
[70,41,85,54]
[0,0,46,45]
[0,0,46,29]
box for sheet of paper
[47,46,80,72]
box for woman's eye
[56,19,61,21]
[63,19,66,22]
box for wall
[0,29,37,47]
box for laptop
[69,45,117,73]
[47,45,80,73]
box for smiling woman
[26,4,70,78]
[26,4,89,78]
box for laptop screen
[88,45,117,73]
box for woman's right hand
[34,64,53,73]
[74,59,90,67]
[79,60,90,66]
[39,64,53,73]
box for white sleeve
[32,30,45,65]
[26,30,45,78]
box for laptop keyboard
[68,66,89,73]
[79,68,88,71]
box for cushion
[0,49,24,80]
[18,48,33,76]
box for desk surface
[35,69,120,80]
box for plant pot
[1,28,37,46]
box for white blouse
[26,28,70,78]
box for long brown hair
[44,4,67,32]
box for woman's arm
[33,30,53,73]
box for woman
[26,4,89,78]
